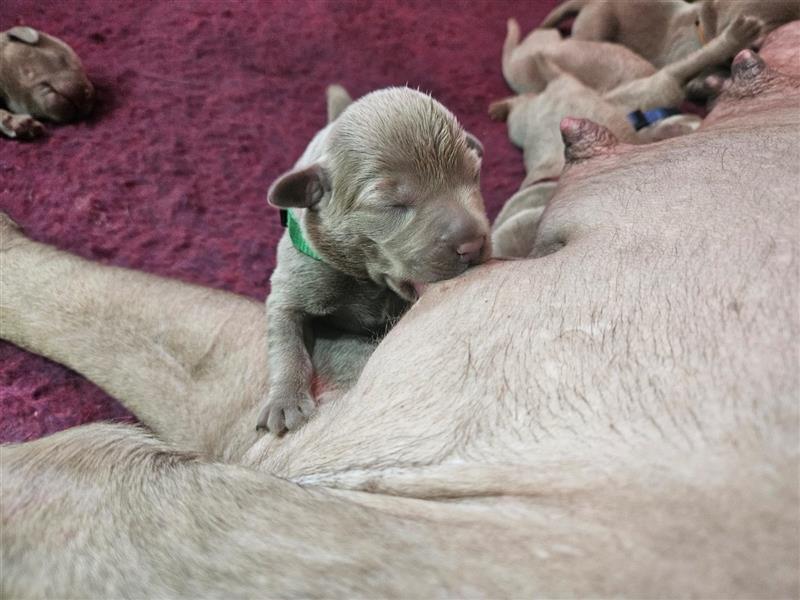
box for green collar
[283,208,322,261]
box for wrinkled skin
[1,23,799,600]
[0,26,94,139]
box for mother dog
[2,24,799,600]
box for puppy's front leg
[604,15,762,112]
[0,108,45,139]
[256,301,316,433]
[661,14,762,85]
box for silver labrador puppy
[256,86,490,433]
[0,26,94,139]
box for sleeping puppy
[501,18,656,94]
[689,0,800,97]
[698,0,799,46]
[490,13,760,188]
[539,0,797,99]
[0,26,94,139]
[489,15,760,259]
[256,85,490,434]
[539,0,702,67]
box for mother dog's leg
[0,421,562,599]
[0,214,264,459]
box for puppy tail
[539,0,586,29]
[488,95,523,122]
[501,18,522,90]
[503,18,521,65]
[326,84,353,123]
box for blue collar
[627,107,682,131]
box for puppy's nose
[456,236,485,264]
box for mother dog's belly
[249,121,797,491]
[246,34,799,503]
[232,29,800,597]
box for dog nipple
[731,49,767,82]
[560,117,619,165]
[724,48,790,99]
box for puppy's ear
[268,163,331,209]
[465,132,484,160]
[7,26,40,44]
[326,84,353,123]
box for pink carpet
[0,0,559,443]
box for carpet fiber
[0,0,559,443]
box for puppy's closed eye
[389,197,414,210]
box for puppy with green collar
[256,85,490,434]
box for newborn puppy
[0,26,94,139]
[539,0,702,67]
[490,14,760,188]
[698,0,799,45]
[256,85,490,434]
[688,0,800,98]
[539,0,793,101]
[502,18,655,94]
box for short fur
[539,0,799,99]
[501,18,656,94]
[1,29,798,592]
[539,0,703,67]
[256,86,490,433]
[489,14,759,190]
[0,26,94,139]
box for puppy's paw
[256,392,316,434]
[727,14,762,46]
[1,113,46,140]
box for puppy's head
[0,27,94,122]
[269,87,491,301]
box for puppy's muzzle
[456,236,486,264]
[40,78,95,121]
[442,208,490,266]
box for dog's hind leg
[569,1,616,42]
[0,213,265,460]
[0,421,490,598]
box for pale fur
[0,26,93,139]
[501,18,656,94]
[489,14,759,258]
[257,86,490,432]
[537,0,799,99]
[539,0,702,67]
[1,22,800,600]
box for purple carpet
[0,0,559,443]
